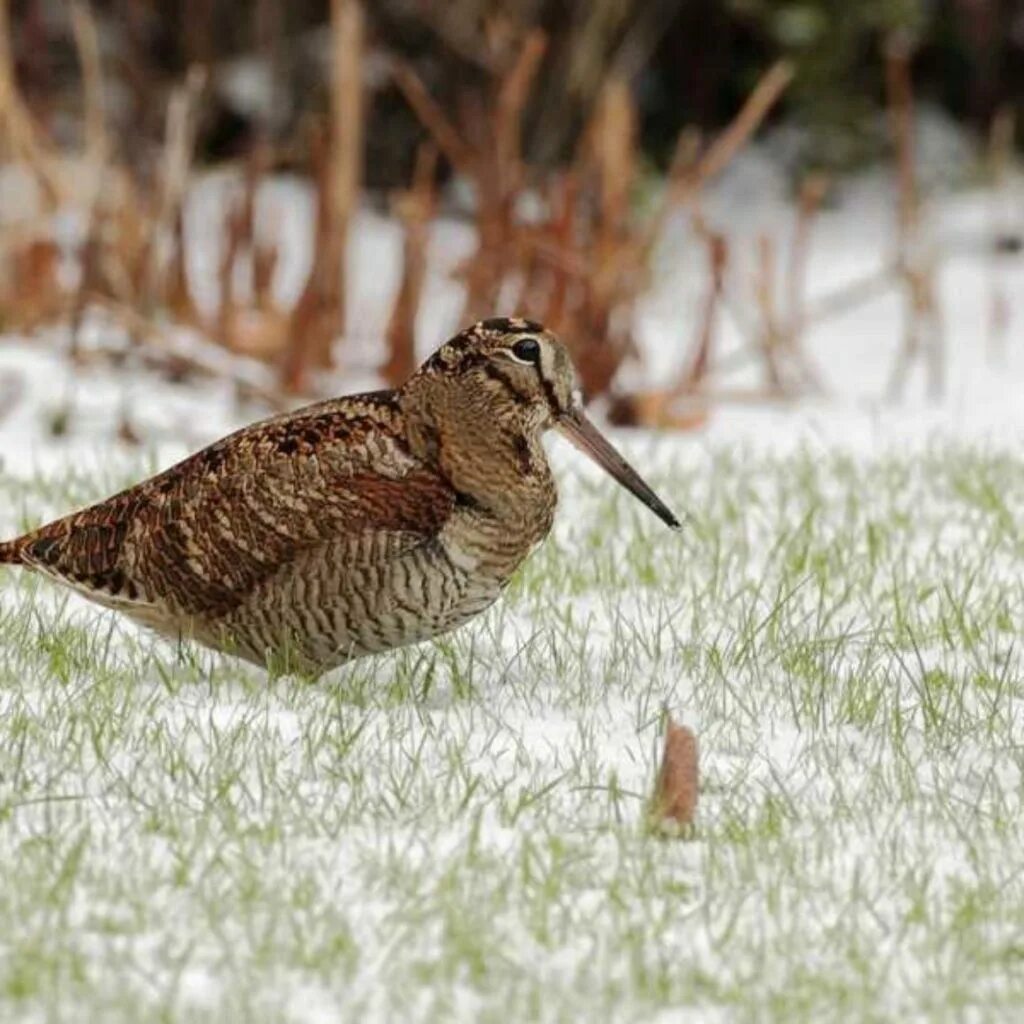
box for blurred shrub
[7,0,1024,183]
[724,0,927,171]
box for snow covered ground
[0,155,1023,1022]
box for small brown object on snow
[648,716,699,835]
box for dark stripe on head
[445,333,479,355]
[537,371,562,415]
[482,363,533,405]
[479,316,544,334]
[420,325,492,373]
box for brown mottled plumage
[0,318,680,675]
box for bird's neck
[400,383,554,521]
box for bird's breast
[440,493,556,584]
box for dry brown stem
[785,174,828,345]
[695,62,793,187]
[753,234,787,393]
[216,184,248,345]
[886,34,919,257]
[140,67,206,317]
[382,143,438,388]
[215,143,283,357]
[330,0,365,337]
[0,0,62,205]
[590,76,636,236]
[884,33,944,400]
[69,0,107,164]
[391,61,474,175]
[680,175,826,403]
[69,187,106,355]
[678,228,728,392]
[2,238,63,330]
[280,0,366,390]
[495,29,547,193]
[986,107,1015,354]
[166,206,202,327]
[282,124,341,392]
[647,61,792,250]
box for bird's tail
[0,537,28,565]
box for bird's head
[402,317,681,529]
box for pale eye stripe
[500,341,542,366]
[499,350,535,366]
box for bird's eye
[510,338,541,364]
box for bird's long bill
[556,410,682,529]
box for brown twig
[884,32,944,400]
[139,66,206,319]
[678,228,728,392]
[282,123,339,392]
[382,143,438,387]
[69,0,107,164]
[0,0,62,205]
[646,61,792,252]
[886,34,918,261]
[986,107,1015,357]
[69,184,107,357]
[329,0,365,342]
[166,205,202,327]
[785,174,828,346]
[391,61,474,175]
[494,29,547,193]
[753,234,786,393]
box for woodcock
[0,318,680,675]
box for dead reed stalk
[330,0,365,337]
[646,61,792,252]
[785,174,828,347]
[884,32,944,400]
[0,0,62,204]
[69,0,107,164]
[382,143,438,387]
[139,67,206,319]
[680,229,728,392]
[282,125,338,391]
[986,107,1015,356]
[393,29,547,324]
[281,0,365,392]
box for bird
[0,318,680,676]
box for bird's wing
[14,395,455,617]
